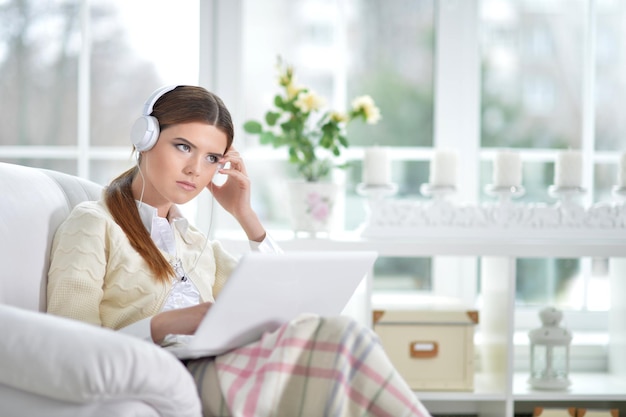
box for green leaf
[274,134,289,146]
[274,95,285,108]
[288,147,301,164]
[281,119,302,133]
[243,121,262,134]
[259,131,277,145]
[266,112,280,126]
[321,122,336,135]
[319,134,332,148]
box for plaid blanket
[187,314,431,417]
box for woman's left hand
[207,147,266,241]
[207,147,251,217]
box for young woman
[46,85,431,417]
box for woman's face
[138,121,228,214]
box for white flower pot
[287,181,343,234]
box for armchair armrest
[0,304,201,417]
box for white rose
[287,83,304,100]
[295,90,326,113]
[351,95,381,124]
[330,111,349,123]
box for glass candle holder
[484,184,525,205]
[356,182,398,200]
[548,185,586,206]
[420,183,456,202]
[612,185,626,201]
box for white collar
[135,200,189,228]
[136,201,189,237]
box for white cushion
[0,304,202,417]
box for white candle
[429,149,457,187]
[493,150,522,187]
[363,146,391,185]
[618,152,626,187]
[554,150,582,187]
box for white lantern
[528,307,572,390]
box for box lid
[373,309,479,325]
[372,294,479,325]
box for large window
[2,0,623,368]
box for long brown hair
[104,86,234,283]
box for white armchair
[0,162,202,417]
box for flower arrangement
[243,58,381,182]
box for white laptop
[166,250,378,359]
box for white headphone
[130,85,179,152]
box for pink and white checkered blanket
[188,314,431,417]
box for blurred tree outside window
[0,0,199,181]
[0,1,81,156]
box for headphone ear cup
[131,115,160,152]
[131,85,178,152]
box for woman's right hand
[207,147,266,242]
[150,301,213,344]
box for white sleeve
[118,317,153,342]
[249,233,284,254]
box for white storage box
[373,308,479,391]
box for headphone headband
[131,85,180,152]
[142,85,178,116]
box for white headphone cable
[190,191,215,274]
[136,152,146,209]
[189,163,223,273]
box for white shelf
[217,230,626,258]
[414,373,507,401]
[514,373,626,401]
